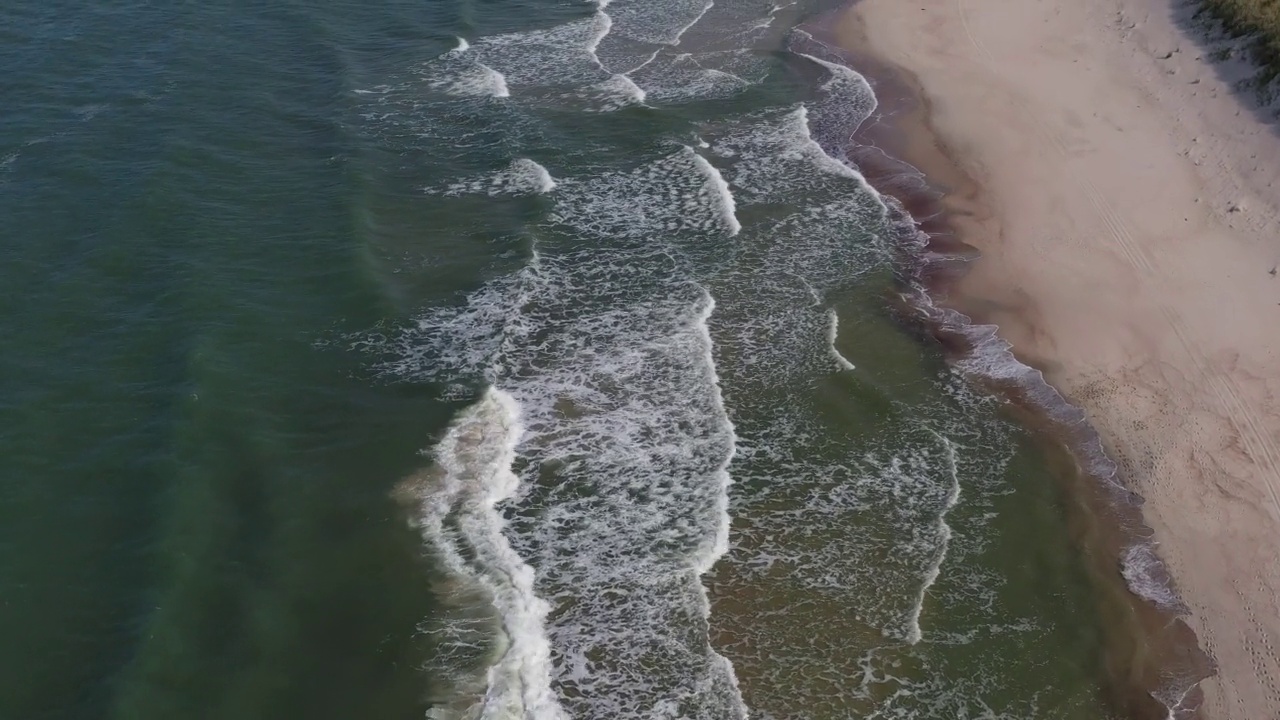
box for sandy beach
[838,0,1280,716]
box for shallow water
[2,0,1135,718]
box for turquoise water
[2,1,1135,718]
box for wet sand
[831,0,1280,717]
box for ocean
[0,0,1185,718]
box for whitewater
[342,0,1179,716]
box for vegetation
[1198,0,1280,85]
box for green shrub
[1199,0,1280,84]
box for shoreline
[819,0,1280,718]
[791,22,1213,719]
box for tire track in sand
[955,0,994,63]
[1160,306,1280,525]
[1081,179,1158,275]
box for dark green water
[1,1,1139,718]
[1,3,450,717]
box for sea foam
[430,158,557,197]
[374,146,754,719]
[413,388,566,720]
[905,433,961,644]
[690,152,741,236]
[826,308,856,371]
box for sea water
[1,0,1140,718]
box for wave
[584,73,647,112]
[414,0,777,111]
[791,55,883,199]
[597,0,713,48]
[360,8,1168,716]
[438,64,507,98]
[409,388,566,720]
[430,158,557,196]
[1121,543,1186,613]
[905,433,961,644]
[630,51,768,103]
[585,8,613,69]
[690,152,741,236]
[825,308,855,371]
[424,41,511,98]
[369,143,756,718]
[441,15,613,102]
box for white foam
[630,51,766,104]
[448,15,612,99]
[592,0,774,83]
[416,34,513,98]
[1155,680,1204,720]
[776,49,890,217]
[688,289,749,715]
[584,73,647,112]
[415,388,566,720]
[694,291,737,572]
[792,106,866,183]
[601,0,713,47]
[796,51,862,92]
[1121,543,1184,612]
[428,61,510,98]
[586,10,613,69]
[545,146,743,239]
[485,66,511,98]
[669,0,715,47]
[513,159,556,194]
[904,434,962,644]
[690,151,741,236]
[751,1,793,29]
[358,22,1062,712]
[432,158,557,196]
[414,0,770,109]
[826,308,856,371]
[376,149,759,717]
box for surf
[404,388,566,720]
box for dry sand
[839,0,1280,716]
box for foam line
[905,433,961,644]
[586,10,614,70]
[482,64,510,98]
[594,73,647,110]
[693,289,736,573]
[628,49,662,74]
[790,107,873,188]
[668,0,716,48]
[826,308,856,371]
[1121,543,1185,612]
[690,151,741,236]
[788,52,888,213]
[795,50,860,90]
[419,388,567,720]
[513,158,556,194]
[689,288,750,718]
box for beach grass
[1198,0,1280,84]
